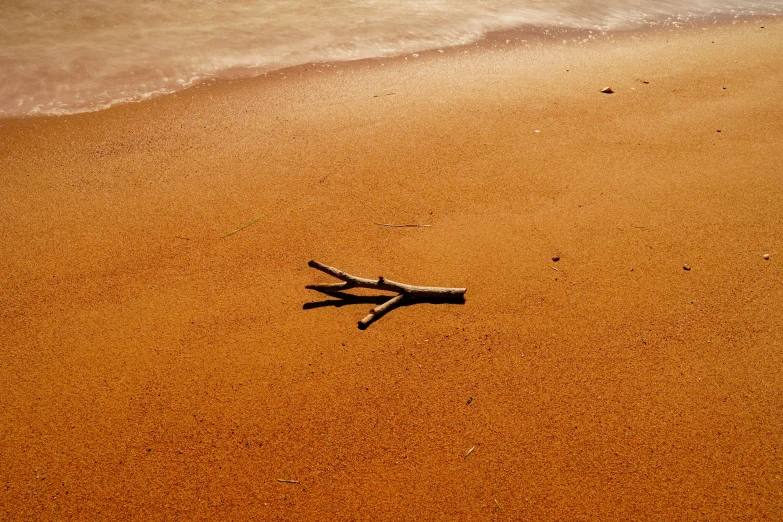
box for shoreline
[1,12,780,121]
[2,16,782,520]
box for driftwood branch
[306,260,466,329]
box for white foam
[1,0,781,117]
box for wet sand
[1,18,782,520]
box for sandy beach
[1,18,782,519]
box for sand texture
[1,19,782,520]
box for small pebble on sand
[763,254,770,260]
[683,264,691,271]
[552,255,560,262]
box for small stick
[306,261,465,328]
[465,446,475,458]
[359,293,407,328]
[222,215,265,238]
[374,223,431,228]
[306,261,466,299]
[276,479,299,484]
[494,499,503,511]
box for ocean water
[1,0,781,118]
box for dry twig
[374,222,431,228]
[306,260,466,329]
[222,215,265,238]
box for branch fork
[306,260,466,329]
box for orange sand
[1,18,782,520]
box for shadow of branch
[304,289,465,329]
[303,291,389,310]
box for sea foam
[1,0,780,117]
